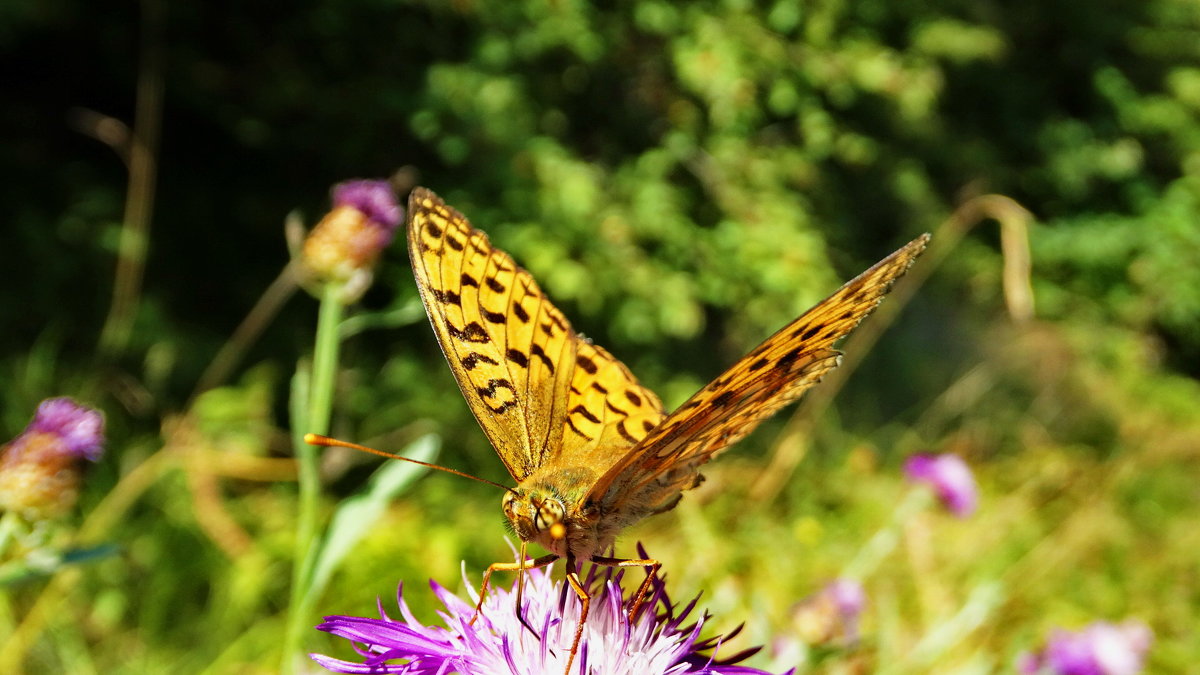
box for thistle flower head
[903,453,978,517]
[312,558,792,675]
[0,398,105,519]
[793,578,866,646]
[1019,620,1152,675]
[302,179,403,288]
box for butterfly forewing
[408,188,578,480]
[408,188,664,483]
[589,234,931,507]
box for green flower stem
[308,283,344,437]
[282,282,343,674]
[841,487,932,580]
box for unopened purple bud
[0,397,105,519]
[28,397,105,461]
[302,180,404,288]
[826,578,867,619]
[332,180,403,238]
[904,453,978,517]
[794,578,868,645]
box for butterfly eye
[502,491,517,515]
[533,498,564,532]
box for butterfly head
[502,488,568,549]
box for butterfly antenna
[304,434,516,494]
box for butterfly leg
[562,554,590,675]
[591,555,661,623]
[469,552,559,638]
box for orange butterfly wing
[588,234,930,512]
[556,339,666,471]
[407,188,663,482]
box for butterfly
[406,187,929,674]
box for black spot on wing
[486,277,506,293]
[513,303,530,323]
[748,357,770,372]
[530,344,555,372]
[576,355,597,374]
[570,405,601,424]
[432,289,462,305]
[487,401,516,414]
[482,309,506,324]
[797,323,824,341]
[776,347,806,370]
[624,390,642,406]
[617,422,638,444]
[477,377,516,399]
[711,391,735,408]
[565,417,593,441]
[461,274,480,288]
[462,353,499,370]
[448,322,490,343]
[506,349,529,368]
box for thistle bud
[793,578,867,645]
[903,452,979,517]
[301,180,403,291]
[0,398,105,520]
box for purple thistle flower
[0,398,105,519]
[793,579,867,645]
[332,180,404,237]
[312,560,792,675]
[302,179,403,286]
[903,453,978,517]
[26,397,106,461]
[1019,620,1152,675]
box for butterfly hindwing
[559,339,667,469]
[589,234,931,509]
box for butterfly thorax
[503,466,607,560]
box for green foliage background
[2,0,1198,672]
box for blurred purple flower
[302,179,403,286]
[793,579,867,645]
[0,398,105,519]
[1019,620,1152,675]
[312,560,791,675]
[332,180,404,239]
[903,453,978,517]
[26,397,106,461]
